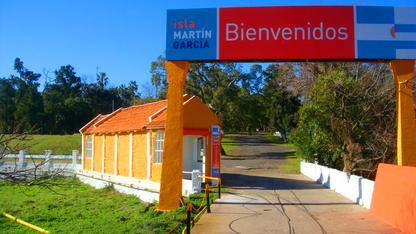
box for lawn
[220,134,239,156]
[0,177,217,234]
[262,133,300,174]
[263,133,294,147]
[7,134,82,155]
[279,150,301,174]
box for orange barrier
[369,163,416,233]
[199,176,221,198]
[199,175,221,184]
[3,213,50,233]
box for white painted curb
[300,160,374,209]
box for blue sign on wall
[212,168,219,178]
[212,126,220,137]
[166,8,218,61]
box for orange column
[390,60,416,166]
[158,61,189,211]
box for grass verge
[0,177,218,234]
[263,133,294,147]
[261,133,300,174]
[279,150,301,174]
[220,134,239,156]
[7,134,82,155]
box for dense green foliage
[150,55,301,134]
[290,63,397,178]
[0,177,218,234]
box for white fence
[300,160,374,209]
[0,150,81,171]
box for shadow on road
[221,172,329,191]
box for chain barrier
[165,203,192,234]
[166,182,219,234]
[191,184,209,212]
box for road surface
[192,133,400,234]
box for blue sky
[1,0,414,93]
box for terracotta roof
[146,111,167,128]
[146,95,193,128]
[80,95,192,134]
[80,114,108,134]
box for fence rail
[0,150,80,171]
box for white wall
[183,135,203,173]
[76,169,161,203]
[76,168,201,203]
[300,160,374,209]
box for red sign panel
[212,144,220,168]
[219,6,355,60]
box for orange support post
[158,61,189,211]
[390,60,416,166]
[370,163,416,233]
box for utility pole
[96,64,100,75]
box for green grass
[8,134,82,155]
[279,150,301,174]
[0,177,218,234]
[261,133,300,174]
[263,133,294,147]
[220,134,239,156]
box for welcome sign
[166,6,416,61]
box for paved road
[192,133,400,234]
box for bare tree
[141,81,160,100]
[0,125,73,189]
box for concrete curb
[301,160,374,209]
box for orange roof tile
[81,114,108,134]
[145,95,196,128]
[80,95,193,134]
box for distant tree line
[1,56,302,136]
[0,58,145,134]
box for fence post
[19,150,26,168]
[206,184,211,213]
[72,150,79,171]
[187,204,191,234]
[191,170,201,194]
[218,179,221,199]
[45,150,52,169]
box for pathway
[192,133,400,234]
